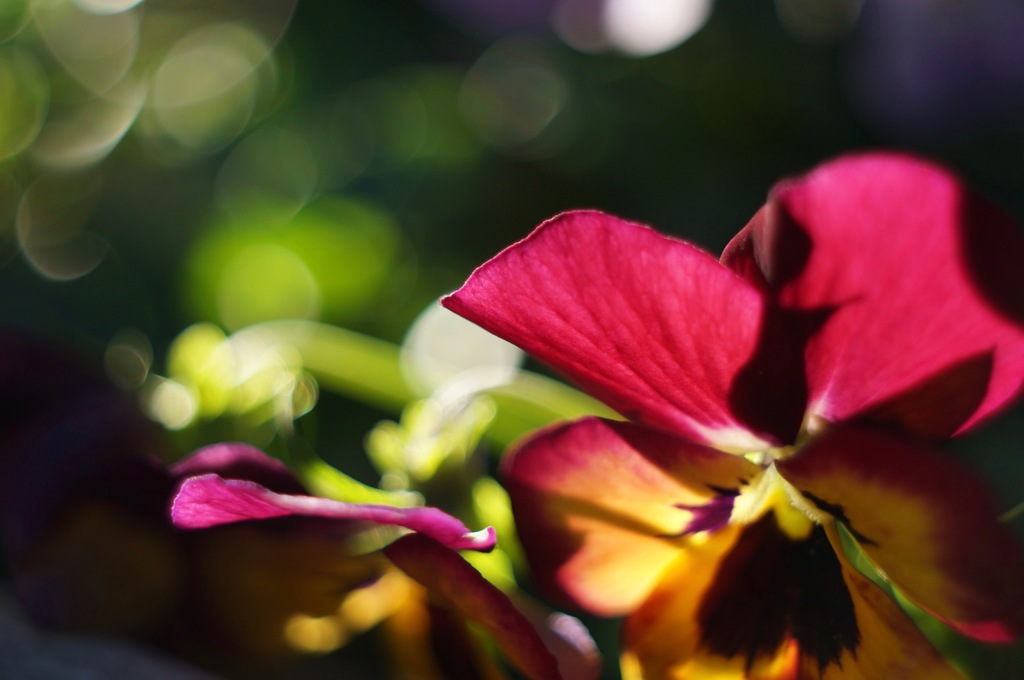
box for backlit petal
[723,153,1024,437]
[171,474,496,552]
[621,523,801,680]
[384,534,568,680]
[444,210,803,449]
[502,417,758,616]
[816,529,965,680]
[777,425,1024,641]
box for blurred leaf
[486,373,617,446]
[216,127,318,216]
[167,323,232,419]
[367,397,497,485]
[257,320,615,447]
[0,0,29,43]
[269,320,414,411]
[299,457,420,508]
[472,476,523,570]
[399,66,483,166]
[0,48,48,161]
[463,547,517,593]
[893,589,1024,679]
[184,196,407,330]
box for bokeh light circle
[0,48,48,161]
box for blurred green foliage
[184,197,407,329]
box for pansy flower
[443,153,1024,678]
[172,444,598,680]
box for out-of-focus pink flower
[172,444,599,680]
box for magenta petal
[384,534,569,680]
[724,153,1024,436]
[443,210,797,449]
[171,443,306,495]
[171,475,495,552]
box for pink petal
[171,475,495,552]
[171,443,306,494]
[443,210,805,450]
[502,416,759,616]
[777,424,1024,641]
[385,534,580,680]
[723,152,1024,437]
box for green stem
[252,320,615,447]
[1001,499,1024,523]
[255,320,414,411]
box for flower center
[742,444,797,466]
[729,463,818,540]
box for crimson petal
[723,153,1024,437]
[444,210,802,450]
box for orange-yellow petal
[778,425,1024,641]
[622,514,963,680]
[502,417,759,616]
[816,521,965,680]
[621,522,802,680]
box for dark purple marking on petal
[697,515,859,675]
[665,487,738,537]
[798,491,876,547]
